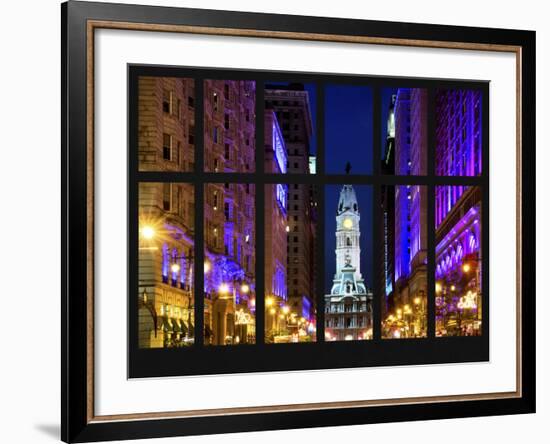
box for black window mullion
[129,70,139,352]
[481,85,490,339]
[372,86,381,177]
[372,86,382,340]
[372,185,382,340]
[255,80,265,344]
[427,88,436,338]
[193,78,205,346]
[315,82,325,341]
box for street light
[241,283,250,294]
[463,263,471,273]
[140,225,155,240]
[219,283,230,295]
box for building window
[163,133,172,160]
[163,90,171,113]
[163,183,171,211]
[213,92,218,111]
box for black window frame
[128,65,489,379]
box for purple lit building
[202,80,257,346]
[435,89,482,177]
[434,89,483,336]
[435,186,482,336]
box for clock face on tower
[343,218,353,229]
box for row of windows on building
[162,88,195,118]
[325,304,368,313]
[325,317,369,328]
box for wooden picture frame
[62,1,535,442]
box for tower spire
[324,184,373,341]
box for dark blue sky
[323,85,377,292]
[324,185,373,292]
[325,85,373,174]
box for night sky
[324,85,376,292]
[325,85,373,175]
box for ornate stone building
[325,185,373,341]
[137,77,257,347]
[203,80,256,346]
[138,76,196,348]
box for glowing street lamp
[140,225,155,240]
[170,263,181,273]
[240,283,250,294]
[204,261,211,274]
[463,263,471,273]
[219,283,230,295]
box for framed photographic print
[62,1,536,442]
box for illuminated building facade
[435,187,482,336]
[138,182,196,348]
[264,110,290,341]
[265,84,317,330]
[325,185,373,341]
[435,89,482,177]
[382,88,428,339]
[137,76,197,348]
[137,78,257,348]
[434,89,483,336]
[380,95,396,318]
[138,77,196,172]
[203,80,257,345]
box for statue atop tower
[325,184,373,341]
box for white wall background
[0,0,546,443]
